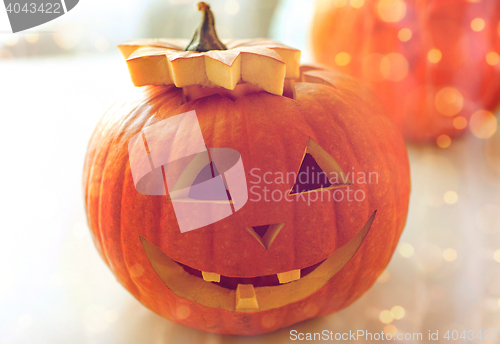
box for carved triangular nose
[252,225,271,239]
[245,223,285,249]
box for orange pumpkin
[83,2,410,335]
[311,0,500,143]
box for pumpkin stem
[186,2,227,52]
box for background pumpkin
[83,3,410,335]
[311,0,500,143]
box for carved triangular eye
[289,138,351,195]
[188,161,232,201]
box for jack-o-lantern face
[83,2,410,335]
[134,130,377,311]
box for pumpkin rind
[83,64,410,334]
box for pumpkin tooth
[277,269,301,284]
[235,284,259,311]
[201,271,221,282]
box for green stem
[185,2,227,52]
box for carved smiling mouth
[177,258,325,289]
[141,211,376,312]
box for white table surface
[0,54,499,344]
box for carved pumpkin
[311,0,500,143]
[83,2,410,335]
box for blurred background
[1,0,500,343]
[0,0,313,60]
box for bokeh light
[53,25,83,50]
[4,36,19,46]
[486,52,500,66]
[335,52,351,66]
[436,134,452,148]
[398,28,412,42]
[224,0,240,15]
[469,110,497,139]
[391,305,405,320]
[383,324,398,336]
[494,249,500,263]
[333,0,347,8]
[435,87,464,116]
[25,33,40,44]
[443,191,458,204]
[428,48,442,63]
[0,49,15,59]
[443,248,458,262]
[350,0,364,8]
[377,0,406,23]
[379,310,394,324]
[453,116,468,130]
[471,18,486,32]
[399,243,414,258]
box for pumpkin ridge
[101,99,169,295]
[102,130,142,296]
[87,106,125,267]
[83,127,102,240]
[118,159,143,299]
